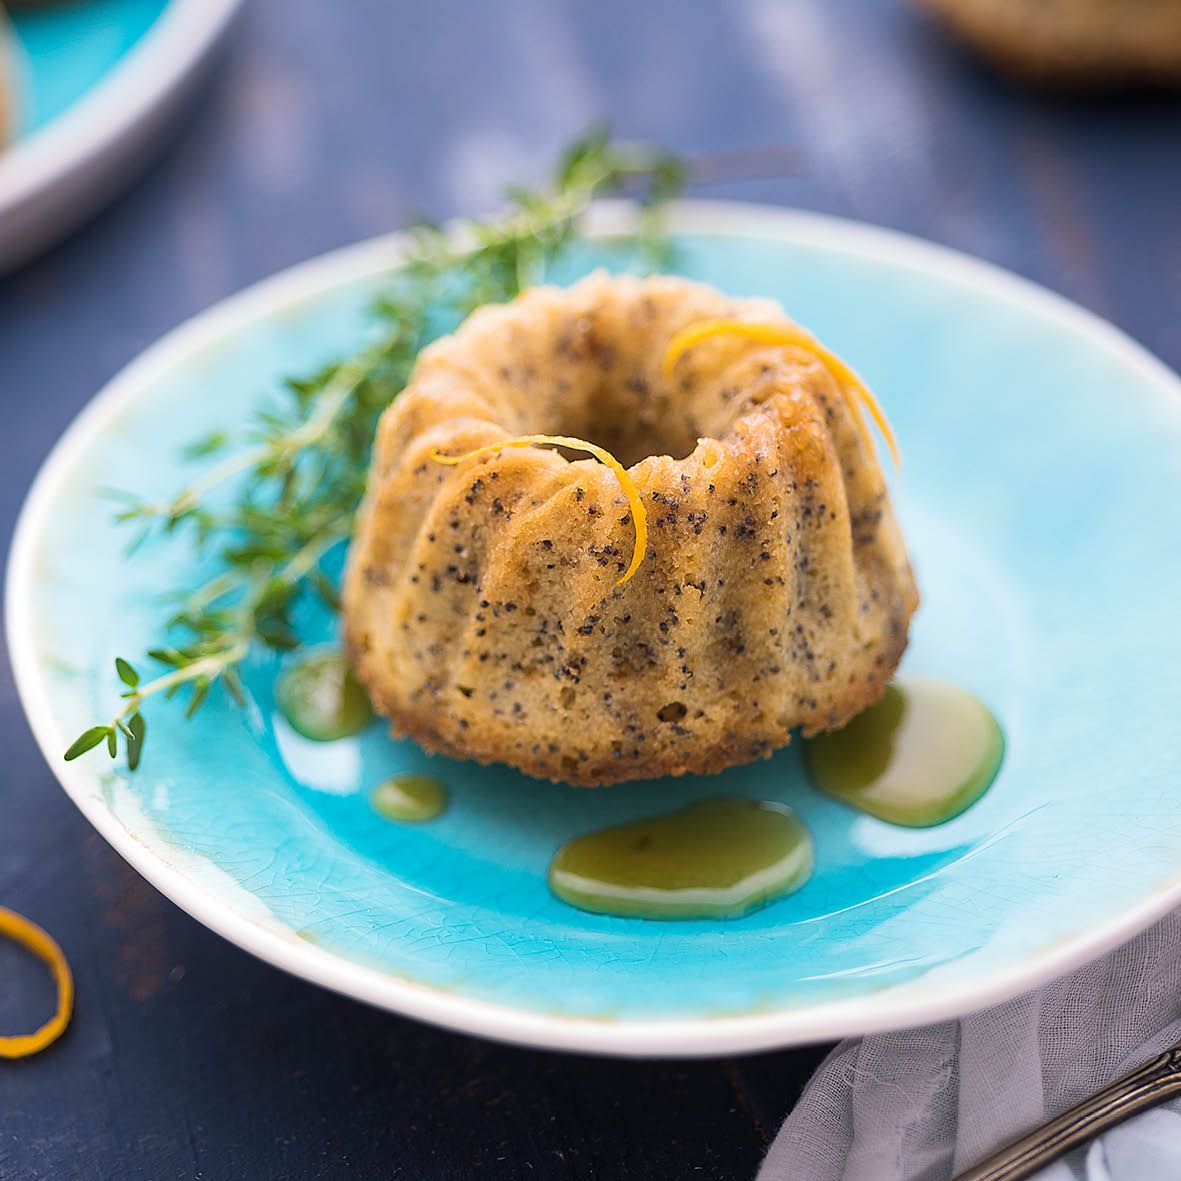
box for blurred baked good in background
[916,0,1181,86]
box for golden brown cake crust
[916,0,1181,86]
[343,273,919,786]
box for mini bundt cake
[343,273,918,786]
[916,0,1181,86]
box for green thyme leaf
[182,430,230,460]
[184,681,210,720]
[115,657,140,687]
[65,726,113,761]
[126,713,146,771]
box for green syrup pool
[371,774,448,823]
[548,797,814,920]
[804,677,1004,827]
[276,651,374,742]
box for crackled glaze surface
[11,207,1181,1051]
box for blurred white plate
[0,0,242,272]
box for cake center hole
[545,373,698,469]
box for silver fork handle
[954,1047,1181,1181]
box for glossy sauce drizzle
[548,797,814,920]
[804,677,1004,827]
[276,651,374,742]
[371,774,448,823]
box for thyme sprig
[67,128,684,770]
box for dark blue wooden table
[2,2,1179,1177]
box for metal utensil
[954,1046,1181,1180]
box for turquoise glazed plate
[10,202,1181,1056]
[0,0,241,269]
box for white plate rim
[0,0,243,265]
[8,199,1181,1057]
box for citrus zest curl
[662,319,900,467]
[0,907,74,1059]
[431,435,648,586]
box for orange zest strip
[431,435,648,586]
[0,907,74,1059]
[661,319,900,467]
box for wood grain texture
[0,1,1178,1177]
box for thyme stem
[69,127,684,770]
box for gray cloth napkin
[758,910,1181,1181]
